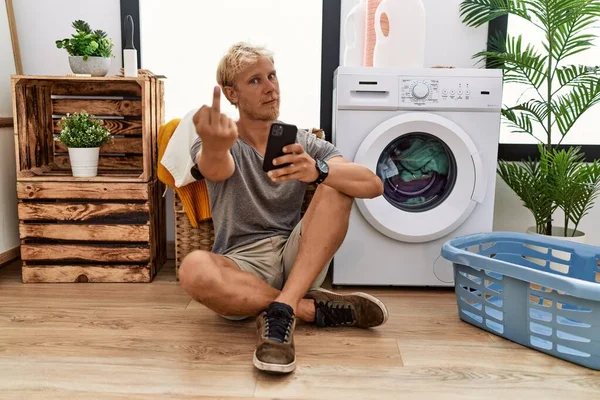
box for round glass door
[377,132,457,213]
[354,112,486,243]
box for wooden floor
[0,260,598,399]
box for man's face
[228,56,280,121]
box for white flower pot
[68,147,100,177]
[68,56,111,77]
[525,226,586,244]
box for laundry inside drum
[376,132,457,212]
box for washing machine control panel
[401,79,477,105]
[401,79,439,104]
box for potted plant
[56,111,112,178]
[56,20,114,76]
[460,0,600,242]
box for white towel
[160,107,199,188]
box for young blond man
[178,42,388,374]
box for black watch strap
[311,159,328,185]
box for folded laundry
[388,136,449,182]
[377,135,453,208]
[383,172,447,206]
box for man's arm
[268,144,383,199]
[320,156,383,199]
[192,86,237,182]
[195,147,235,182]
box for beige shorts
[223,219,331,292]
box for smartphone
[262,122,298,172]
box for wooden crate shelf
[12,74,167,283]
[11,75,164,183]
[16,180,166,283]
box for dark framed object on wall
[120,0,141,69]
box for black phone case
[262,122,298,172]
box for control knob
[412,82,429,99]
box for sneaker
[305,288,388,328]
[253,302,296,374]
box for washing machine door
[354,112,486,243]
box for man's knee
[178,250,219,302]
[316,184,353,211]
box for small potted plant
[56,111,112,178]
[56,20,114,76]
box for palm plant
[459,0,600,237]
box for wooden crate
[10,75,164,183]
[11,74,167,282]
[16,179,166,283]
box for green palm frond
[501,108,536,137]
[550,1,600,62]
[474,33,548,88]
[508,99,552,129]
[553,79,600,138]
[497,153,555,234]
[546,146,583,235]
[565,161,600,233]
[569,162,600,232]
[459,0,533,27]
[547,147,600,235]
[526,0,579,32]
[555,64,600,93]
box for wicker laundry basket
[173,129,324,278]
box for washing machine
[332,67,503,286]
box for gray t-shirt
[190,127,342,255]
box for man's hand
[193,86,238,153]
[192,86,237,182]
[268,143,319,183]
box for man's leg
[179,250,274,317]
[178,246,317,322]
[251,184,389,374]
[274,184,352,311]
[279,185,389,329]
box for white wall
[0,1,19,254]
[339,0,600,245]
[140,0,323,128]
[0,0,15,115]
[13,0,122,76]
[0,129,19,254]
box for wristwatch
[311,159,329,185]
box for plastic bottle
[343,0,367,67]
[364,0,383,66]
[373,0,426,68]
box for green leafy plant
[55,20,114,59]
[56,111,112,148]
[498,144,600,236]
[460,0,600,236]
[547,146,600,235]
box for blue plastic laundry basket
[441,231,600,370]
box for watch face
[317,159,328,173]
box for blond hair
[216,42,274,88]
